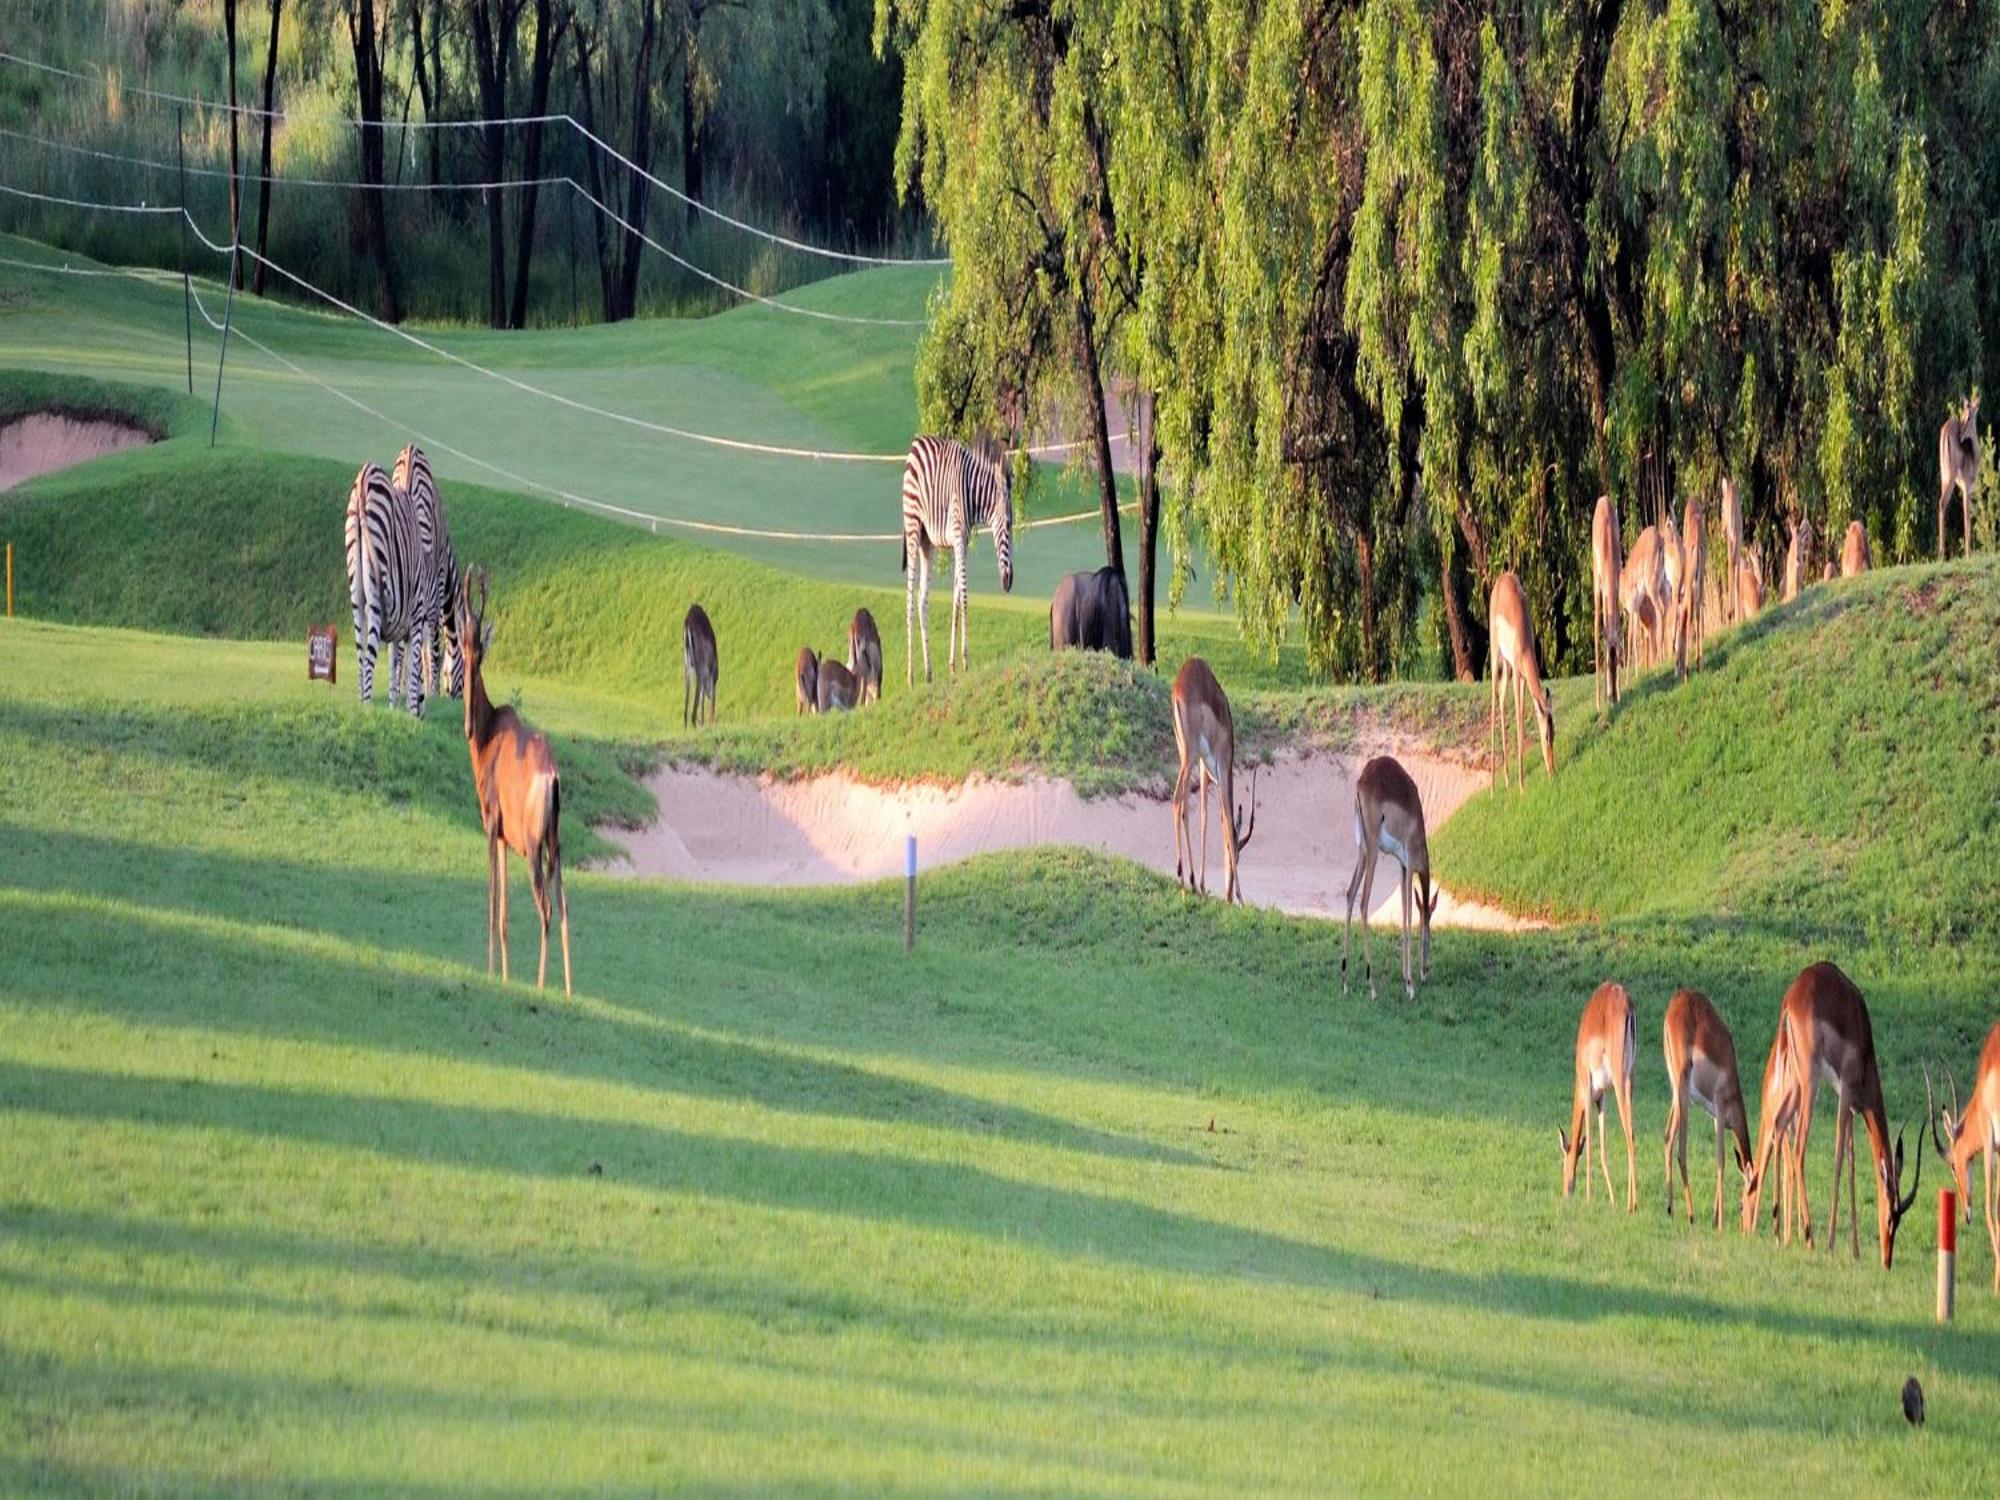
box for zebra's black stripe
[394,443,462,699]
[344,461,438,714]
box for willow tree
[876,0,1135,587]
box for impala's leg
[1711,1111,1724,1229]
[531,841,551,991]
[1676,1097,1694,1220]
[1618,1071,1637,1213]
[1490,660,1501,790]
[683,665,691,729]
[1663,1085,1681,1216]
[1581,1101,1593,1203]
[553,846,572,1000]
[1340,837,1367,995]
[1398,865,1414,1000]
[496,846,511,985]
[1986,1146,1997,1291]
[1198,769,1210,896]
[1514,674,1526,792]
[1596,1096,1615,1206]
[1847,1109,1861,1259]
[486,833,500,977]
[1593,593,1602,709]
[1793,1088,1817,1248]
[1356,847,1379,1001]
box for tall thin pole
[210,159,244,448]
[567,179,580,326]
[178,105,193,393]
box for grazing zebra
[394,443,462,699]
[900,435,1014,685]
[344,461,436,715]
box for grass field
[4,244,1999,1492]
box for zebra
[900,434,1014,684]
[344,461,436,715]
[393,442,463,699]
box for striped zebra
[344,461,437,715]
[900,434,1014,684]
[393,443,463,699]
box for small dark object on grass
[589,1162,603,1177]
[1903,1376,1924,1426]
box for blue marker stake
[904,835,917,952]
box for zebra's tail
[900,532,908,575]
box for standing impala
[1620,525,1669,672]
[459,570,572,997]
[1770,961,1922,1265]
[1590,495,1623,707]
[1931,1025,2000,1291]
[1340,756,1439,1002]
[1560,982,1638,1211]
[1840,521,1871,578]
[1938,394,1979,560]
[1743,1016,1804,1242]
[1662,989,1751,1226]
[1170,657,1257,903]
[1488,572,1555,791]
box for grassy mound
[0,369,209,439]
[1436,556,2000,951]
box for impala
[1840,520,1871,578]
[1488,572,1555,791]
[458,570,572,997]
[1560,982,1638,1211]
[1676,497,1707,677]
[1734,551,1765,623]
[1742,1015,1805,1242]
[848,609,884,705]
[1931,1024,2000,1291]
[1340,755,1440,1002]
[1770,961,1922,1265]
[683,603,719,727]
[1720,478,1744,626]
[1662,989,1751,1226]
[1591,494,1623,707]
[815,658,861,713]
[1170,657,1257,903]
[1620,525,1669,671]
[1781,516,1813,604]
[1938,394,1979,560]
[796,647,820,715]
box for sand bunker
[600,750,1533,931]
[0,412,156,491]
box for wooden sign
[307,624,338,684]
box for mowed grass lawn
[2,584,1998,1491]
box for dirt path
[598,750,1534,931]
[0,413,155,491]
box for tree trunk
[410,0,441,187]
[349,0,401,320]
[250,0,282,296]
[1440,536,1478,681]
[1354,529,1380,683]
[469,0,516,329]
[572,22,620,319]
[1074,294,1124,578]
[224,0,243,288]
[680,43,702,227]
[1136,390,1160,667]
[507,0,559,329]
[614,2,662,321]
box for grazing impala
[1771,961,1923,1266]
[1840,520,1871,578]
[1620,525,1669,671]
[1931,1024,2000,1291]
[1939,394,1979,559]
[1488,572,1555,790]
[683,604,719,727]
[1590,495,1623,707]
[848,609,884,704]
[795,647,820,715]
[1742,1016,1804,1242]
[1720,478,1744,625]
[458,570,572,997]
[1340,756,1440,1002]
[1676,497,1707,677]
[1561,982,1638,1211]
[1662,989,1751,1226]
[1170,657,1257,903]
[815,658,861,713]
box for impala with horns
[1590,495,1623,707]
[1487,572,1555,791]
[458,570,572,997]
[1170,657,1257,903]
[1938,393,1979,560]
[1931,1023,2000,1292]
[1340,756,1439,1002]
[1561,982,1638,1211]
[1662,989,1751,1227]
[1742,1015,1804,1243]
[1764,961,1922,1265]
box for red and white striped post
[1938,1189,1957,1323]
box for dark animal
[848,609,883,704]
[816,658,860,713]
[1903,1376,1925,1426]
[796,647,820,716]
[1049,566,1133,658]
[683,604,718,727]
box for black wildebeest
[1049,566,1132,659]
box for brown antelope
[1733,551,1765,623]
[1781,516,1813,604]
[1720,478,1744,625]
[1659,511,1684,652]
[1939,394,1979,560]
[1590,494,1623,707]
[1170,657,1257,903]
[815,658,860,713]
[1840,520,1871,578]
[1560,982,1638,1211]
[1620,525,1669,672]
[1676,497,1707,677]
[1662,989,1751,1226]
[1931,1024,2000,1291]
[683,604,719,727]
[848,608,884,705]
[1340,756,1439,1002]
[795,648,820,715]
[1772,961,1923,1266]
[1742,1014,1805,1242]
[458,570,572,998]
[1488,572,1555,791]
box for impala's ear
[481,619,496,651]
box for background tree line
[880,0,1999,678]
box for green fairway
[0,235,1179,598]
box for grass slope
[1437,557,2000,953]
[0,612,1996,1493]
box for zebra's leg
[906,533,918,688]
[917,546,935,683]
[412,619,430,718]
[953,543,970,672]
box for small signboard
[307,624,338,685]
